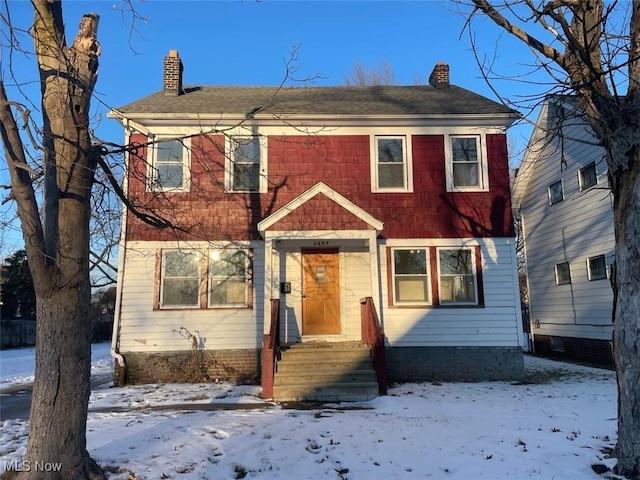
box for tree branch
[0,80,48,283]
[471,0,568,68]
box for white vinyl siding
[117,241,263,352]
[517,103,614,342]
[380,238,522,348]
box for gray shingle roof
[116,84,515,117]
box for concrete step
[273,383,379,402]
[274,369,377,385]
[276,358,373,373]
[273,341,379,402]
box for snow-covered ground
[0,343,621,479]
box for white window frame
[147,137,191,192]
[445,134,488,192]
[548,179,564,205]
[587,254,607,281]
[391,247,430,305]
[437,248,478,305]
[555,262,571,285]
[160,250,200,309]
[208,248,250,308]
[578,162,598,191]
[371,135,413,193]
[225,135,268,193]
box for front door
[302,249,341,335]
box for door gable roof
[258,182,383,235]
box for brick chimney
[429,61,450,88]
[163,50,183,96]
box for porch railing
[360,296,387,395]
[261,298,280,399]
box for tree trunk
[6,5,104,479]
[612,147,640,478]
[23,289,103,480]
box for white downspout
[110,119,133,380]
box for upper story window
[148,138,190,192]
[555,262,571,285]
[438,248,477,304]
[226,136,267,193]
[371,135,412,192]
[578,162,597,191]
[391,248,430,305]
[587,254,607,281]
[548,180,564,205]
[160,250,200,308]
[445,135,488,192]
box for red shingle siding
[126,133,513,241]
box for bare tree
[344,59,396,86]
[0,1,106,477]
[461,1,640,477]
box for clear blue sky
[1,0,543,252]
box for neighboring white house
[512,96,614,366]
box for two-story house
[512,96,614,366]
[109,51,524,400]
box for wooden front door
[302,249,341,335]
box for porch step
[273,342,379,402]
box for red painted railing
[261,298,280,399]
[360,297,387,395]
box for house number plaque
[313,241,329,246]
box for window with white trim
[160,250,200,308]
[209,249,249,307]
[392,248,430,304]
[579,162,597,191]
[227,136,266,193]
[372,136,411,192]
[587,254,607,281]
[438,249,477,304]
[548,180,564,205]
[555,262,571,285]
[149,138,190,191]
[446,135,487,192]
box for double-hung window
[209,249,249,307]
[446,135,487,192]
[392,248,429,304]
[149,138,190,191]
[438,249,477,304]
[587,254,607,281]
[227,136,265,193]
[160,250,200,308]
[555,262,571,285]
[373,136,411,192]
[548,180,564,205]
[579,162,597,191]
